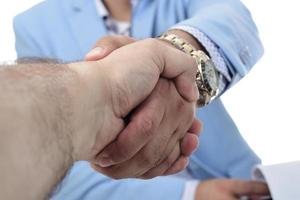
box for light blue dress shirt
[93,1,229,198]
[13,0,264,199]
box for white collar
[94,0,139,18]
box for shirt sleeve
[181,181,199,200]
[170,25,230,93]
[174,0,264,89]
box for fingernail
[97,157,114,167]
[96,153,114,167]
[85,47,105,59]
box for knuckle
[110,78,131,117]
[137,115,155,137]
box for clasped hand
[70,37,201,179]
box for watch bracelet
[159,33,211,107]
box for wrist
[68,61,111,161]
[195,182,206,200]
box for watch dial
[202,60,219,93]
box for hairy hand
[85,36,201,178]
[196,179,270,200]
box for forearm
[0,62,78,199]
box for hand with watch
[159,33,220,107]
[86,33,221,107]
[84,32,217,179]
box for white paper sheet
[253,161,300,200]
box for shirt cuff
[170,25,231,93]
[182,180,199,200]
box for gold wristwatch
[159,33,220,107]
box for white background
[0,0,299,165]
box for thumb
[157,40,199,102]
[85,36,136,61]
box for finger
[135,89,195,171]
[94,91,165,167]
[175,75,199,103]
[163,156,189,176]
[95,127,180,178]
[142,126,183,172]
[188,118,202,136]
[230,180,270,197]
[85,46,108,61]
[85,35,136,61]
[90,116,125,160]
[150,82,196,161]
[139,142,181,179]
[181,133,199,156]
[91,117,190,178]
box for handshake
[69,36,202,179]
[0,35,270,200]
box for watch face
[201,60,219,94]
